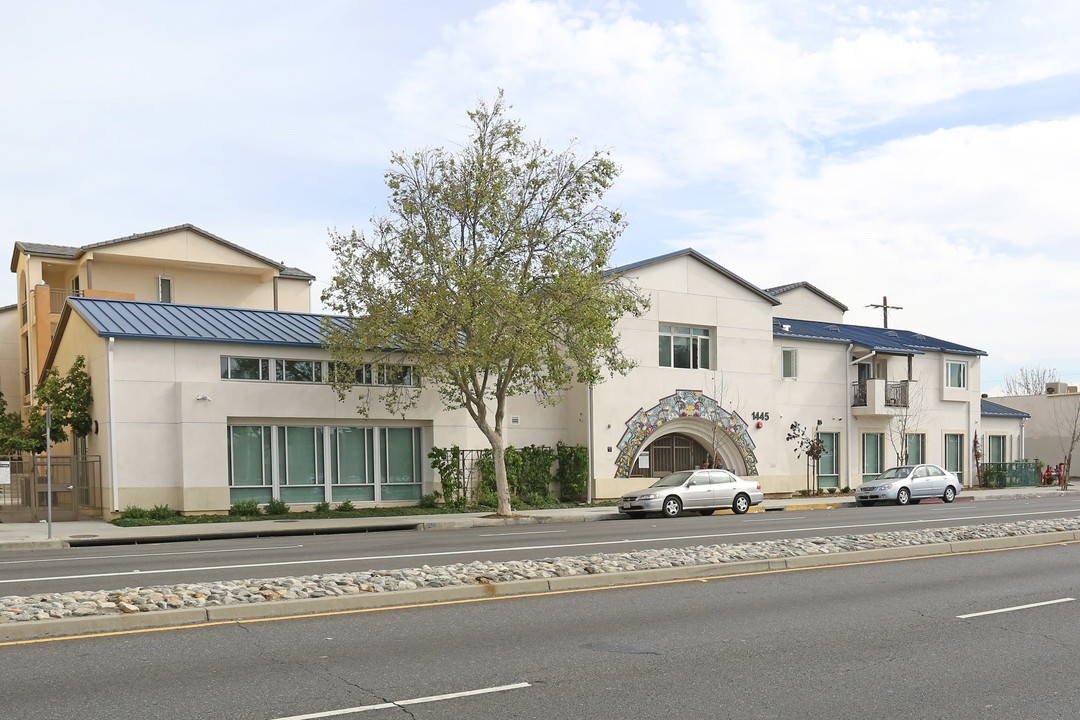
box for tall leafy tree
[0,356,93,454]
[322,92,648,515]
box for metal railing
[851,381,867,407]
[977,461,1041,488]
[0,454,103,521]
[851,380,909,408]
[50,288,81,313]
[885,381,909,407]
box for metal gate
[0,455,102,522]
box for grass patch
[109,500,617,527]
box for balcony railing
[851,379,910,409]
[50,288,81,313]
[885,381,908,407]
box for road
[2,533,1078,719]
[2,496,1079,595]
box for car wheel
[943,486,956,503]
[662,496,682,518]
[627,512,647,519]
[699,509,715,516]
[896,487,911,506]
[857,500,874,507]
[732,493,751,515]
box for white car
[855,464,961,506]
[619,469,765,518]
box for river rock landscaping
[3,516,1079,624]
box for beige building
[7,224,313,411]
[12,236,1027,518]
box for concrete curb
[5,529,1078,643]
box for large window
[945,361,967,389]
[228,425,423,505]
[905,433,925,464]
[275,359,323,383]
[658,325,711,369]
[329,362,419,387]
[227,426,273,503]
[221,356,271,380]
[945,433,964,483]
[987,435,1006,464]
[862,432,884,482]
[817,432,839,488]
[782,348,798,379]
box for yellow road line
[3,537,1076,648]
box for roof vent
[915,333,926,340]
[886,330,898,337]
[827,324,839,332]
[1047,382,1068,394]
[781,324,791,332]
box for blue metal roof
[981,398,1030,419]
[63,297,349,348]
[773,317,986,356]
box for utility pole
[867,296,902,329]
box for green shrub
[474,491,499,509]
[556,442,588,501]
[428,445,468,506]
[229,499,261,517]
[797,489,809,497]
[476,444,557,498]
[418,492,440,509]
[517,491,559,509]
[826,487,837,494]
[120,505,150,519]
[148,504,178,520]
[841,486,851,494]
[312,501,331,513]
[335,500,355,512]
[264,498,289,515]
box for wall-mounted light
[195,394,212,401]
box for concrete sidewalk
[1,485,1075,552]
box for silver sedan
[619,469,765,518]
[855,464,961,506]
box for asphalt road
[3,496,1080,596]
[2,534,1078,719]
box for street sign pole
[46,405,52,540]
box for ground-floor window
[945,433,964,483]
[228,424,423,505]
[987,435,1006,464]
[905,433,925,465]
[862,432,884,482]
[817,432,839,488]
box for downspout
[844,345,854,488]
[586,383,594,504]
[107,337,119,512]
[1020,418,1026,460]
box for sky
[2,0,1078,394]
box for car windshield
[877,466,914,479]
[651,471,693,488]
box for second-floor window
[658,324,710,369]
[945,361,967,389]
[782,348,798,379]
[158,276,173,303]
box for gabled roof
[57,297,345,352]
[11,223,315,280]
[981,398,1030,419]
[606,248,781,306]
[764,281,849,312]
[773,317,986,356]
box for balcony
[852,379,911,415]
[50,288,81,313]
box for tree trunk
[491,437,513,516]
[1064,452,1072,491]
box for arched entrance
[613,389,758,478]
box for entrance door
[633,434,710,477]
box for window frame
[658,324,711,370]
[157,275,173,303]
[945,360,967,389]
[782,348,798,380]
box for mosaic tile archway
[613,389,758,478]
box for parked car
[619,469,764,518]
[855,464,961,506]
